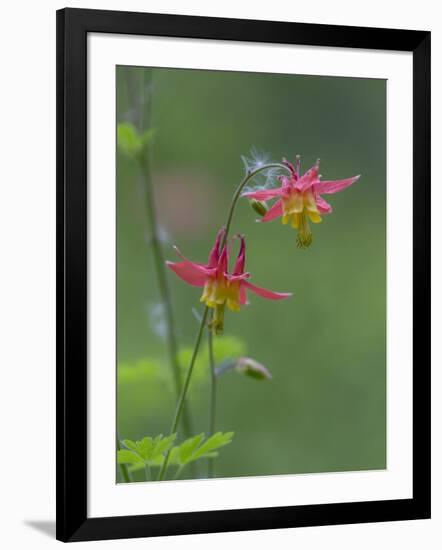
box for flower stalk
[158,307,210,480]
[207,323,216,478]
[160,162,292,481]
[221,163,290,249]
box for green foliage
[118,358,162,384]
[119,432,234,476]
[118,434,177,468]
[169,432,234,466]
[117,449,144,465]
[118,335,247,389]
[117,122,155,159]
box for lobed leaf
[117,123,155,159]
[117,449,144,466]
[121,439,140,454]
[137,437,154,461]
[152,433,177,458]
[192,432,234,461]
[172,432,234,466]
[119,434,177,466]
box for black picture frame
[56,7,431,542]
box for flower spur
[166,228,292,334]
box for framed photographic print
[56,7,431,542]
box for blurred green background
[116,66,386,480]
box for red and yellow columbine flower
[242,156,360,248]
[166,228,291,334]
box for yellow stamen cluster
[200,277,242,334]
[281,189,321,248]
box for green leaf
[192,432,234,460]
[173,432,234,465]
[152,433,177,457]
[121,439,140,454]
[117,123,155,159]
[168,446,181,466]
[137,437,154,461]
[119,434,177,466]
[117,123,142,157]
[119,432,233,474]
[177,434,205,464]
[117,449,144,466]
[128,453,166,472]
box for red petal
[243,281,292,300]
[217,245,229,275]
[166,261,210,287]
[239,283,248,305]
[260,199,283,222]
[295,161,320,192]
[315,195,333,214]
[232,235,246,275]
[315,175,360,195]
[207,227,226,268]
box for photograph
[0,1,435,547]
[115,65,386,483]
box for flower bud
[235,357,272,380]
[214,356,272,380]
[249,199,268,217]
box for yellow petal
[291,213,300,229]
[304,189,318,212]
[307,210,322,223]
[283,191,303,215]
[226,299,241,312]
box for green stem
[145,464,151,481]
[158,307,210,480]
[207,322,216,478]
[158,162,291,482]
[205,162,290,476]
[173,464,186,480]
[221,163,289,249]
[124,68,193,439]
[116,439,131,483]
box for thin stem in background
[207,322,216,478]
[122,68,193,439]
[173,465,185,481]
[158,306,209,481]
[144,464,151,482]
